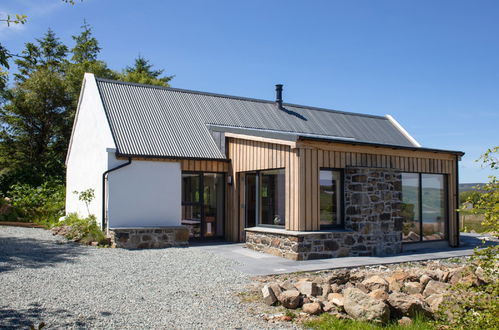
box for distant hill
[459,183,485,192]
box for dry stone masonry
[110,227,189,249]
[246,167,403,260]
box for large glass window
[244,169,286,227]
[181,173,224,239]
[260,169,286,226]
[401,173,447,242]
[320,170,343,227]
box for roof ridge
[94,77,388,120]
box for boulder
[327,292,344,307]
[387,271,409,292]
[278,290,301,309]
[322,301,338,313]
[387,292,432,318]
[279,280,295,291]
[423,280,449,297]
[419,274,431,286]
[321,283,332,298]
[295,280,320,297]
[262,284,277,305]
[398,316,413,326]
[425,293,444,313]
[269,283,283,297]
[326,269,350,285]
[362,275,389,292]
[303,302,323,315]
[343,287,390,324]
[404,281,423,295]
[369,289,389,301]
[449,267,480,286]
[330,283,342,293]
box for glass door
[182,172,224,239]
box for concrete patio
[191,233,498,276]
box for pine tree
[120,55,173,87]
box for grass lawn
[303,314,435,330]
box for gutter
[102,157,132,232]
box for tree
[14,29,68,82]
[0,68,71,190]
[120,55,173,87]
[64,22,118,139]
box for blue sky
[1,0,498,183]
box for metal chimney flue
[275,84,283,110]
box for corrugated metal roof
[95,78,417,159]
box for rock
[280,280,295,291]
[303,302,323,315]
[362,275,389,292]
[90,241,99,246]
[387,292,432,318]
[295,280,320,297]
[404,282,423,295]
[449,267,480,286]
[425,293,444,313]
[262,284,277,305]
[321,283,331,298]
[398,316,413,326]
[302,297,311,304]
[326,269,350,285]
[423,280,449,297]
[343,287,390,324]
[323,301,338,313]
[328,292,344,307]
[475,266,488,283]
[387,271,409,292]
[419,274,431,286]
[369,289,389,301]
[269,283,283,297]
[407,231,420,241]
[330,283,342,293]
[278,290,301,309]
[355,283,369,294]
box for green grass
[303,313,435,330]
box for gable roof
[94,77,434,160]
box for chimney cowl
[275,84,283,110]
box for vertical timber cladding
[226,137,300,241]
[296,141,459,246]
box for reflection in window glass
[422,174,446,240]
[320,170,342,227]
[402,173,447,242]
[182,174,199,203]
[260,169,285,226]
[401,173,420,242]
[203,173,224,237]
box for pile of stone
[259,261,488,324]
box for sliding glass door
[182,173,224,239]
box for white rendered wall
[65,73,116,226]
[107,156,181,228]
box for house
[66,73,463,260]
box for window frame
[319,168,345,229]
[242,168,286,229]
[401,172,449,243]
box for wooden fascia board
[225,132,297,148]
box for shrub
[0,197,21,221]
[58,213,108,245]
[8,181,65,226]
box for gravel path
[0,226,281,329]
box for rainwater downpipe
[102,157,132,233]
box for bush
[58,213,108,245]
[0,197,21,221]
[7,181,65,226]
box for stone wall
[343,167,403,256]
[110,226,189,249]
[245,166,404,260]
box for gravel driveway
[0,226,277,329]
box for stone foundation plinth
[245,227,401,260]
[110,226,189,249]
